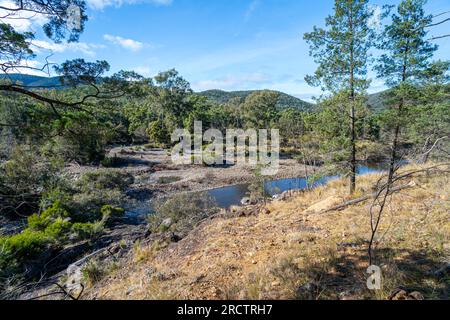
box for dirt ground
[67,145,317,199]
[83,163,450,300]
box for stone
[408,291,424,300]
[389,288,409,300]
[241,197,251,206]
[161,218,173,227]
[260,207,271,215]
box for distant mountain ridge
[0,74,63,88]
[1,74,401,113]
[198,89,314,111]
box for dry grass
[84,163,449,300]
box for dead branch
[317,181,416,215]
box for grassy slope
[86,164,449,300]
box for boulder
[161,218,173,227]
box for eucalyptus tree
[0,0,147,127]
[304,0,375,194]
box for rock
[304,196,341,214]
[389,287,424,300]
[408,291,424,300]
[241,197,251,206]
[260,207,271,215]
[161,218,173,227]
[251,260,257,264]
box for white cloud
[103,34,144,52]
[87,0,172,10]
[0,0,48,32]
[31,40,105,56]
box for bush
[148,192,217,236]
[0,145,62,217]
[81,259,105,286]
[77,169,134,192]
[100,205,125,226]
[0,230,51,278]
[27,201,69,232]
[71,222,104,240]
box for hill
[0,74,63,88]
[368,90,390,113]
[198,89,315,111]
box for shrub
[0,230,51,278]
[0,145,62,217]
[77,169,134,192]
[81,259,105,286]
[27,201,69,232]
[71,222,104,240]
[100,205,125,226]
[43,218,72,241]
[148,192,217,236]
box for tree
[369,0,443,264]
[304,0,375,194]
[0,1,147,126]
[375,0,439,183]
[241,90,279,129]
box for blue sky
[13,0,450,101]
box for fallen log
[316,181,416,214]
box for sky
[4,0,450,101]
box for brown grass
[84,163,449,300]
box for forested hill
[2,74,431,114]
[198,89,315,111]
[0,74,63,88]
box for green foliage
[100,205,125,226]
[147,119,170,145]
[71,222,104,240]
[375,0,437,86]
[78,169,134,192]
[0,230,51,278]
[304,0,374,93]
[0,145,63,216]
[197,89,313,111]
[241,90,279,129]
[81,259,105,286]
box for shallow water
[127,163,388,221]
[207,163,386,208]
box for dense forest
[0,0,449,300]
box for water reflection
[208,164,386,208]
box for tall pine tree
[304,0,374,194]
[375,0,438,183]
